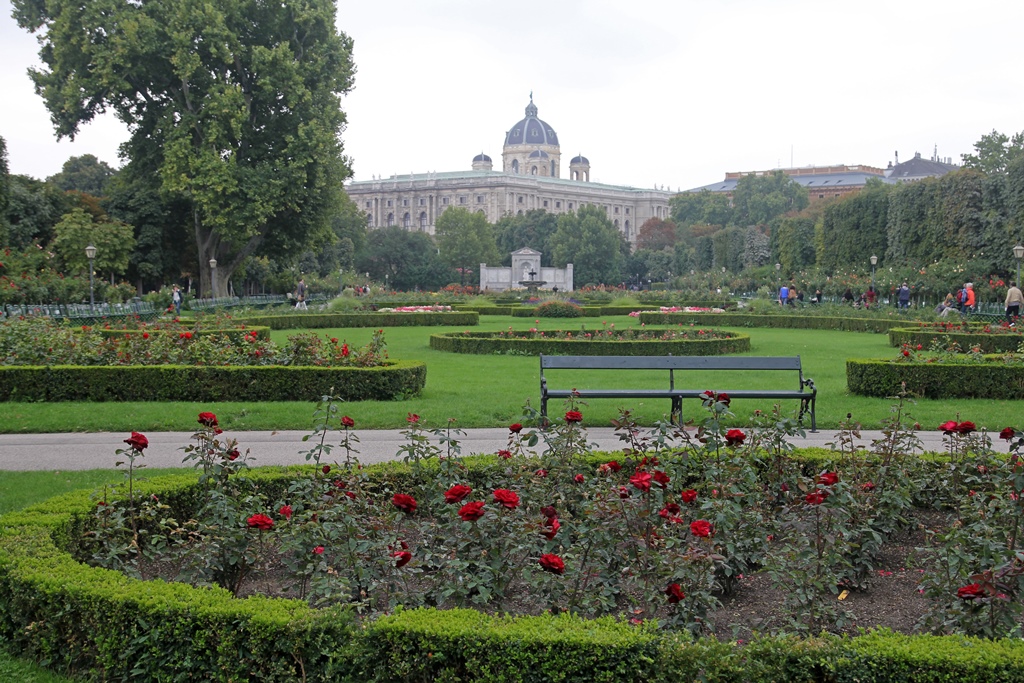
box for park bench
[539,355,817,431]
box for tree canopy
[435,207,500,284]
[14,0,355,297]
[550,205,624,285]
[494,209,558,264]
[46,154,117,196]
[961,129,1024,175]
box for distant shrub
[535,300,584,318]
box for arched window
[614,219,619,229]
[624,220,630,237]
[511,159,519,174]
[571,170,578,181]
[365,212,373,226]
[403,212,411,228]
[419,212,427,229]
[531,166,538,175]
[387,212,394,226]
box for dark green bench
[540,355,817,431]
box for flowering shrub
[534,300,584,318]
[376,305,453,312]
[629,306,726,317]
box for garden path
[0,428,1006,471]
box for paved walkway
[0,428,1007,471]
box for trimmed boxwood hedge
[0,361,426,402]
[5,460,1024,682]
[455,302,738,318]
[889,326,1024,353]
[645,312,904,333]
[235,311,478,330]
[94,326,272,342]
[429,330,750,356]
[846,357,1024,398]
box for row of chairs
[2,301,159,322]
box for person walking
[1006,281,1024,325]
[897,283,910,311]
[171,285,183,316]
[778,282,789,307]
[295,278,308,310]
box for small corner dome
[473,153,492,162]
[528,149,549,159]
[571,155,590,164]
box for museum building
[345,98,673,245]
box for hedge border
[93,326,272,342]
[0,361,426,402]
[888,326,1024,354]
[4,458,1024,682]
[644,312,908,333]
[846,357,1024,398]
[234,311,479,330]
[428,330,751,356]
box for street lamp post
[209,258,217,299]
[1014,245,1024,289]
[775,262,781,286]
[85,244,97,313]
[870,254,878,293]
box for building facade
[345,98,672,245]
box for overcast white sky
[2,0,1022,192]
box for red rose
[939,420,958,434]
[198,412,218,427]
[805,490,828,506]
[818,471,839,487]
[535,468,548,477]
[861,481,876,492]
[725,429,745,447]
[617,486,630,499]
[123,432,149,451]
[330,337,338,343]
[313,545,324,555]
[493,488,520,509]
[341,343,349,357]
[653,471,670,488]
[539,553,565,574]
[681,489,697,504]
[542,516,560,540]
[458,501,486,521]
[1001,427,1016,441]
[540,505,557,519]
[392,493,417,514]
[607,460,622,472]
[957,421,976,435]
[573,474,585,484]
[142,332,149,339]
[497,449,513,459]
[227,449,240,461]
[278,505,292,520]
[630,471,653,492]
[406,413,420,424]
[509,423,523,433]
[322,465,331,475]
[701,390,716,402]
[661,503,681,516]
[902,349,910,357]
[246,513,274,530]
[341,416,355,428]
[957,583,986,600]
[392,550,412,568]
[444,484,472,504]
[690,519,712,538]
[565,410,583,423]
[665,583,685,604]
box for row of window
[365,195,489,209]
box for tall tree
[961,129,1024,175]
[355,227,450,290]
[47,154,117,196]
[14,0,355,297]
[4,174,74,248]
[493,209,558,264]
[0,135,9,242]
[51,208,135,280]
[731,171,809,226]
[435,207,500,285]
[549,205,623,285]
[635,217,676,251]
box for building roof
[472,153,492,162]
[347,170,672,196]
[688,171,884,194]
[570,155,590,164]
[504,98,559,147]
[886,152,959,181]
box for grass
[0,315,1017,433]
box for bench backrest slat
[540,355,801,371]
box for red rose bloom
[493,488,520,509]
[458,500,486,521]
[278,505,292,520]
[539,553,565,574]
[573,474,585,483]
[861,481,876,492]
[509,423,523,433]
[498,449,513,459]
[630,471,653,492]
[123,432,149,451]
[565,410,583,423]
[957,583,986,600]
[957,421,976,435]
[445,484,472,504]
[939,420,959,434]
[665,583,685,604]
[617,486,630,499]
[142,332,149,339]
[818,471,839,487]
[542,516,560,540]
[392,493,417,514]
[247,513,274,530]
[661,503,681,516]
[198,412,218,427]
[540,505,557,519]
[653,471,670,488]
[341,416,355,428]
[322,465,331,475]
[227,449,240,461]
[407,413,420,424]
[716,392,730,406]
[690,519,712,538]
[725,429,746,447]
[312,545,324,555]
[1001,427,1016,441]
[805,490,828,506]
[535,468,548,477]
[392,550,412,568]
[681,489,697,504]
[606,460,622,472]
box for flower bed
[235,311,479,329]
[4,405,1024,680]
[629,306,726,317]
[889,322,1024,354]
[429,327,750,355]
[376,305,452,312]
[644,312,910,333]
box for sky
[2,0,1023,192]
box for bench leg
[671,396,683,426]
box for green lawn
[0,315,1017,433]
